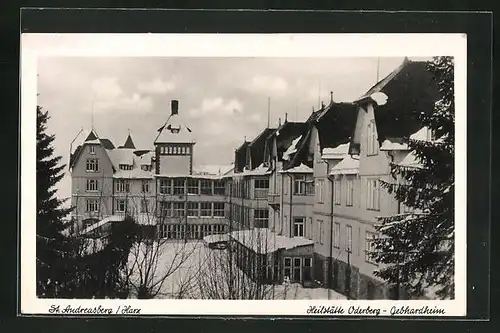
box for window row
[159,178,225,195]
[159,202,226,218]
[159,145,192,155]
[85,179,152,194]
[158,224,226,239]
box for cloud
[137,78,175,94]
[189,97,244,117]
[89,76,154,113]
[91,77,123,99]
[95,93,153,113]
[249,75,288,95]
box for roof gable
[363,60,439,142]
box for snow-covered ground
[125,241,346,300]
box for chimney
[171,100,179,115]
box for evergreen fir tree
[36,105,76,297]
[369,56,455,299]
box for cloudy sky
[37,56,414,203]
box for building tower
[154,100,195,175]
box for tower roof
[155,100,195,144]
[119,134,136,149]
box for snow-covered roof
[203,233,230,244]
[329,155,360,175]
[322,143,350,159]
[80,215,126,235]
[155,114,195,144]
[280,163,313,174]
[193,164,234,176]
[282,135,302,161]
[380,139,409,151]
[380,127,433,151]
[398,151,423,168]
[231,163,271,177]
[410,126,432,141]
[155,173,223,180]
[107,148,135,166]
[230,228,314,254]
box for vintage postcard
[20,33,466,316]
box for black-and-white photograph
[21,33,466,316]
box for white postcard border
[21,33,467,316]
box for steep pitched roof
[154,113,194,144]
[315,101,358,151]
[99,138,115,150]
[248,127,276,169]
[119,134,136,149]
[356,59,439,143]
[271,121,308,162]
[234,141,249,173]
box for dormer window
[89,145,96,155]
[119,164,133,171]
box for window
[141,180,150,193]
[159,179,172,194]
[214,180,225,195]
[346,225,353,253]
[173,202,185,217]
[294,175,307,195]
[89,145,95,155]
[334,178,341,205]
[365,231,378,263]
[86,199,99,212]
[345,178,354,206]
[200,180,213,195]
[115,199,127,212]
[293,217,305,237]
[115,179,130,193]
[173,179,185,195]
[254,178,269,189]
[284,257,292,280]
[187,202,199,217]
[141,164,151,171]
[119,164,133,171]
[86,158,99,172]
[187,179,199,194]
[141,199,149,213]
[200,202,212,217]
[161,202,172,217]
[317,179,325,203]
[317,220,324,244]
[86,179,99,192]
[213,202,225,217]
[333,222,340,248]
[367,120,378,155]
[367,179,380,210]
[254,209,269,228]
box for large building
[69,58,440,299]
[69,100,232,239]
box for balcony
[267,193,280,207]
